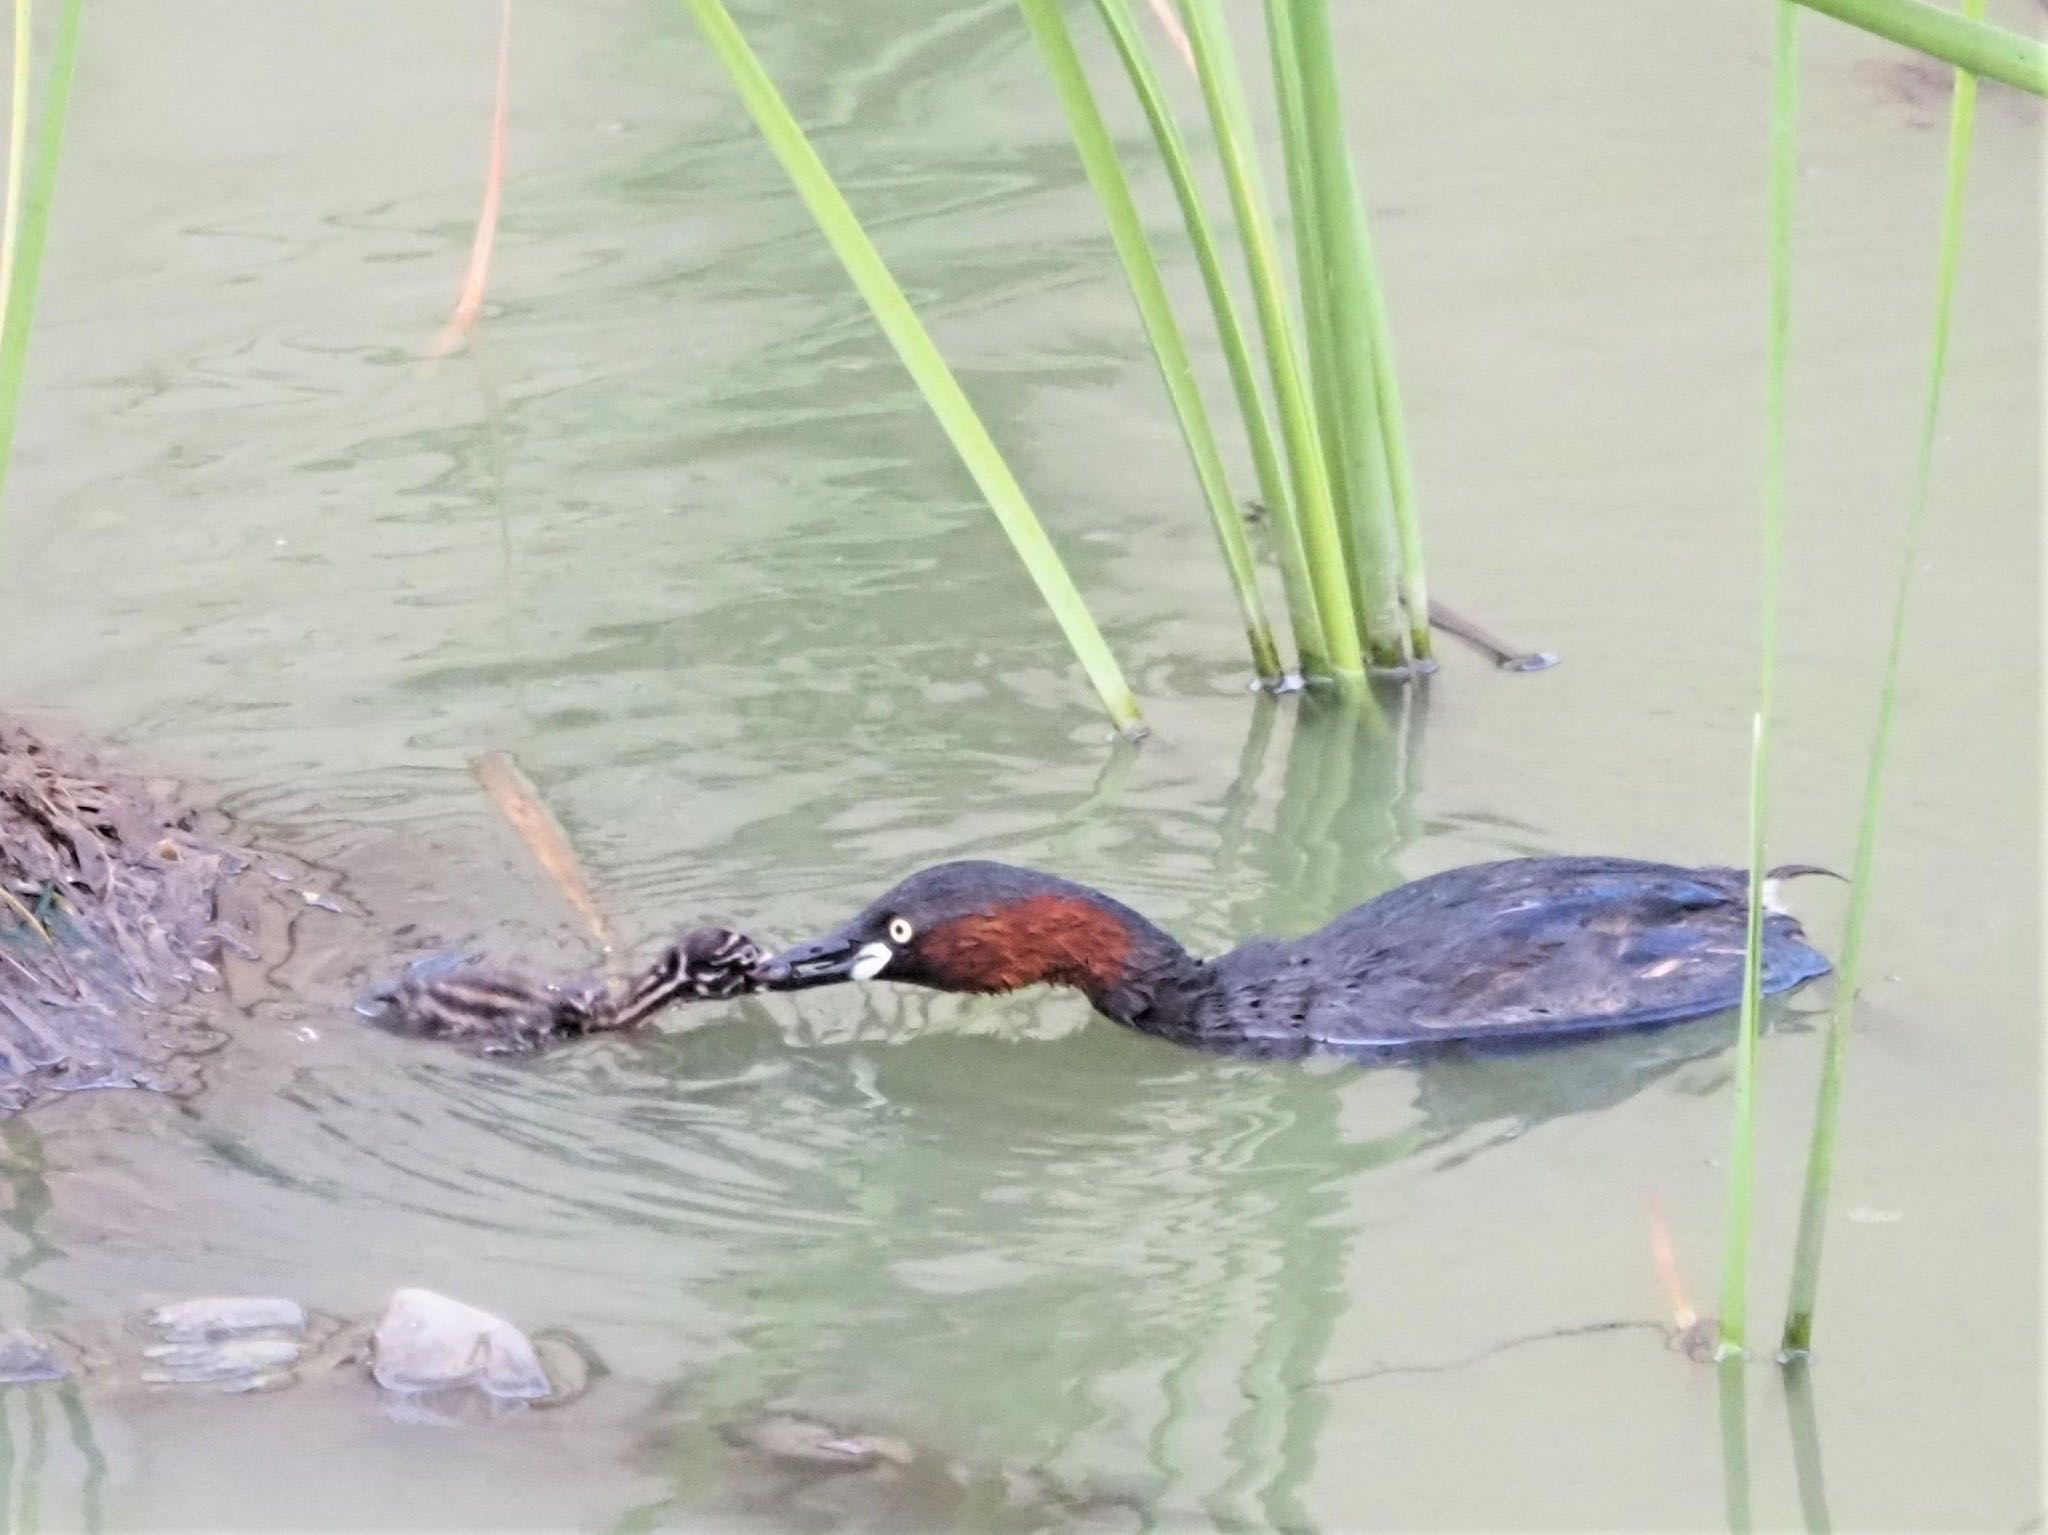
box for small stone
[531,1334,593,1405]
[727,1413,916,1471]
[145,1296,307,1342]
[371,1288,553,1401]
[0,1329,65,1385]
[1672,1318,1721,1363]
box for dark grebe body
[760,857,1830,1057]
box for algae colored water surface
[0,2,2039,1529]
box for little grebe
[758,858,1831,1055]
[359,927,765,1054]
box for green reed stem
[1021,0,1282,685]
[1273,0,1408,669]
[677,0,1142,736]
[1718,715,1771,1358]
[1262,0,1353,624]
[1169,0,1333,682]
[0,0,81,522]
[1717,0,1797,1360]
[1791,0,2045,96]
[1261,5,1338,508]
[1351,149,1430,662]
[1092,0,1310,680]
[1177,0,1365,692]
[1780,0,1983,1359]
[0,0,31,346]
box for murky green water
[1,1,2039,1528]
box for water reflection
[1,1121,107,1535]
[1783,1357,1834,1535]
[1718,1358,1753,1535]
[1707,1348,1842,1534]
[1193,692,1412,1530]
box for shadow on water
[1,1121,108,1535]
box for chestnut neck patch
[915,892,1136,999]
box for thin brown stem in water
[428,0,511,361]
[1142,0,1193,72]
[470,750,618,963]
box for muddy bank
[0,719,260,1114]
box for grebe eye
[887,916,914,945]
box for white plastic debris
[370,1288,553,1401]
[0,1329,65,1385]
[142,1337,303,1389]
[146,1296,308,1342]
[136,1297,309,1390]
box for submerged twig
[1300,1318,1664,1395]
[469,750,618,962]
[1426,598,1558,673]
[1649,1194,1719,1359]
[1648,1196,1698,1333]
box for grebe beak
[758,927,890,990]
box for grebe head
[758,860,1187,1009]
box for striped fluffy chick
[358,927,766,1056]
